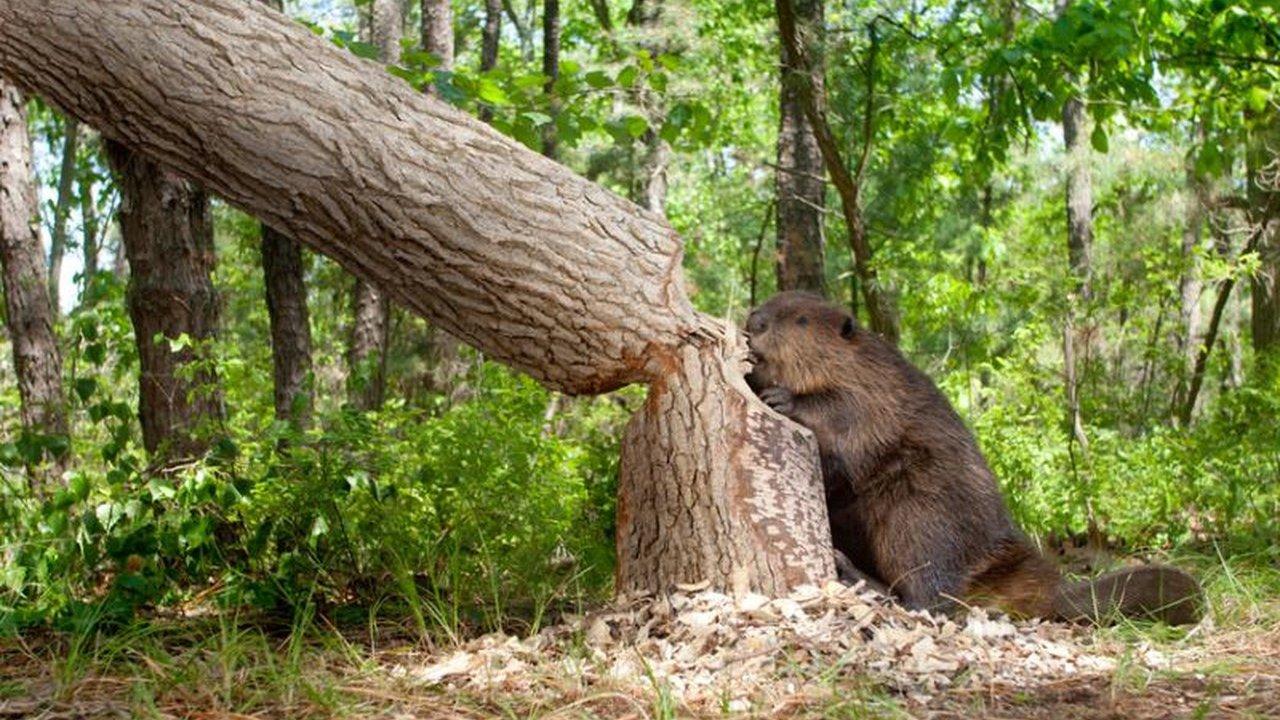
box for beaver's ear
[840,317,856,339]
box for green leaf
[1247,86,1269,113]
[623,115,649,138]
[476,79,510,106]
[617,66,639,89]
[1090,124,1109,153]
[585,70,612,89]
[74,378,97,402]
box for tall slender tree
[257,0,314,431]
[0,80,68,484]
[775,0,900,342]
[626,0,671,214]
[479,0,501,123]
[541,0,560,159]
[1056,0,1097,536]
[773,0,825,294]
[106,142,223,460]
[1247,110,1280,364]
[422,0,453,71]
[47,118,79,314]
[347,0,404,411]
[78,130,102,285]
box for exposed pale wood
[617,323,834,596]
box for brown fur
[745,291,1202,624]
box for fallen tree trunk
[0,0,833,595]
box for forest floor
[2,557,1278,719]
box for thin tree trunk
[0,81,67,485]
[255,0,314,432]
[1181,230,1261,424]
[348,0,404,411]
[626,0,671,215]
[1173,128,1208,420]
[262,225,313,430]
[541,0,560,159]
[1246,111,1280,362]
[1058,0,1096,537]
[774,0,825,295]
[79,131,100,284]
[775,0,899,342]
[0,0,836,595]
[47,117,79,314]
[479,0,501,122]
[105,142,222,461]
[423,0,453,71]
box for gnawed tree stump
[617,322,832,595]
[0,0,835,595]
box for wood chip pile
[394,581,1180,708]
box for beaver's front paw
[759,385,796,417]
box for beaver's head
[744,291,858,395]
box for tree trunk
[348,0,405,411]
[626,0,671,215]
[775,0,899,343]
[1173,131,1208,420]
[1246,111,1280,362]
[616,331,834,595]
[422,0,454,71]
[47,117,79,314]
[262,224,313,430]
[1057,0,1096,536]
[479,0,501,122]
[254,0,314,431]
[774,0,825,295]
[0,80,67,483]
[1062,96,1094,302]
[0,0,836,594]
[541,0,560,159]
[105,142,223,461]
[79,131,101,284]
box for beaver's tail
[1052,565,1203,625]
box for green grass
[0,547,1275,719]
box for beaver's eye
[796,316,808,326]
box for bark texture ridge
[0,0,696,394]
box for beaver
[745,291,1202,625]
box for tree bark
[0,81,67,482]
[254,0,314,431]
[0,0,836,594]
[79,131,101,284]
[1057,0,1096,536]
[422,0,454,71]
[47,117,79,314]
[262,224,313,430]
[626,0,671,215]
[1062,96,1094,302]
[479,0,501,122]
[775,0,899,343]
[774,0,825,295]
[348,0,405,411]
[105,142,223,461]
[1173,129,1208,420]
[541,0,561,159]
[1246,111,1280,361]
